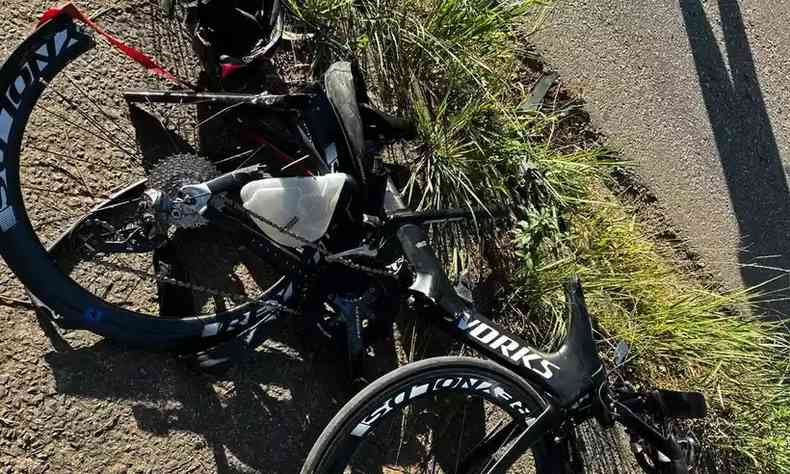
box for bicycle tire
[0,11,295,351]
[302,356,574,473]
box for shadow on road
[42,331,352,474]
[680,0,790,316]
[39,304,414,474]
[38,304,478,472]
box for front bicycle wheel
[302,357,571,474]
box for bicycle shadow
[38,271,499,474]
[129,102,197,172]
[679,0,790,317]
[41,326,365,473]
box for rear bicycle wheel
[302,357,572,474]
[0,4,300,349]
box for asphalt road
[534,0,790,316]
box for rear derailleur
[68,185,207,255]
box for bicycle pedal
[651,389,707,419]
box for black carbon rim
[0,11,292,349]
[308,358,553,473]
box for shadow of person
[680,0,790,317]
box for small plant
[511,193,790,472]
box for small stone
[103,108,123,121]
[108,463,128,474]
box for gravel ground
[0,2,352,472]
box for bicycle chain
[90,257,304,316]
[224,196,397,279]
[84,194,396,315]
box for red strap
[220,62,246,80]
[38,3,195,90]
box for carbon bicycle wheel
[302,356,573,474]
[0,3,299,349]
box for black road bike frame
[397,223,606,468]
[394,223,703,472]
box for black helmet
[164,0,284,84]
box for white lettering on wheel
[350,374,533,438]
[0,25,80,233]
[0,109,12,143]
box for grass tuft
[511,192,790,472]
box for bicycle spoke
[30,161,96,197]
[96,197,144,213]
[8,1,284,322]
[25,184,102,199]
[453,405,469,473]
[38,213,80,228]
[63,71,139,145]
[121,270,146,305]
[234,144,269,170]
[214,146,263,166]
[196,101,249,128]
[33,208,74,229]
[25,145,132,174]
[37,103,141,161]
[39,80,139,153]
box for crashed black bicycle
[0,2,706,472]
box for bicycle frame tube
[397,224,606,409]
[460,404,563,473]
[438,305,604,408]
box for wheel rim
[10,2,285,319]
[342,393,537,473]
[318,366,548,474]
